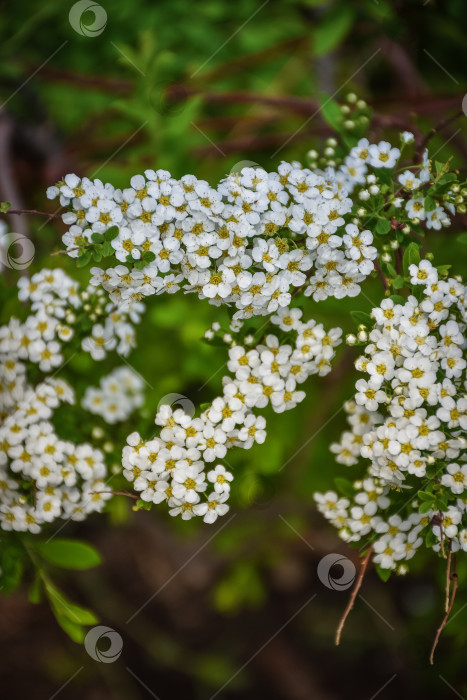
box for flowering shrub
[1,103,466,652]
[315,263,467,572]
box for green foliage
[34,539,102,570]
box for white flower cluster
[5,268,143,369]
[396,150,454,230]
[82,366,144,424]
[123,307,342,522]
[0,373,111,533]
[315,260,467,570]
[46,141,418,317]
[0,268,147,533]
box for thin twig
[5,208,61,220]
[430,552,458,665]
[445,546,452,613]
[416,109,464,161]
[335,546,373,646]
[90,490,139,500]
[373,260,388,291]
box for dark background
[0,0,466,698]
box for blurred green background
[0,0,466,698]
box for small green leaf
[419,501,433,514]
[104,226,119,241]
[375,565,391,582]
[424,196,436,213]
[334,477,354,498]
[91,232,104,243]
[320,96,342,132]
[134,499,152,511]
[35,539,101,570]
[45,582,98,625]
[28,576,42,604]
[425,529,437,548]
[142,250,156,263]
[0,201,11,213]
[350,311,372,326]
[392,275,404,289]
[76,250,92,268]
[375,219,391,236]
[313,5,354,56]
[389,294,405,304]
[55,615,86,644]
[402,242,420,276]
[102,240,114,257]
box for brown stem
[335,546,373,645]
[445,546,452,613]
[430,552,458,665]
[415,109,464,162]
[5,208,61,220]
[90,490,138,500]
[373,260,388,291]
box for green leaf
[104,226,119,241]
[375,565,391,582]
[419,501,433,514]
[437,264,451,274]
[142,251,156,263]
[350,311,372,326]
[375,219,391,236]
[102,240,114,257]
[313,5,354,56]
[417,491,433,502]
[389,294,405,304]
[334,477,354,498]
[45,582,98,625]
[402,242,420,276]
[377,169,393,187]
[28,576,42,604]
[135,499,152,511]
[55,615,86,644]
[425,529,437,548]
[35,539,101,570]
[91,232,104,243]
[0,201,11,213]
[134,260,145,270]
[0,542,24,594]
[424,196,436,213]
[392,275,404,289]
[320,95,342,132]
[76,250,92,268]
